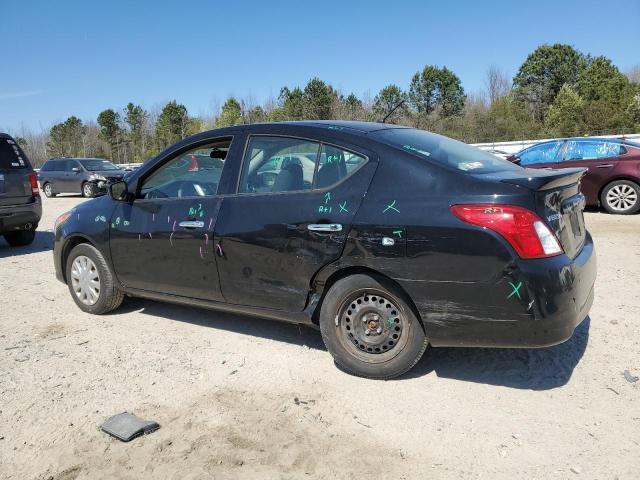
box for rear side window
[373,128,522,173]
[315,144,366,189]
[563,141,621,161]
[0,138,28,169]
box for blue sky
[1,0,638,132]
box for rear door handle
[307,223,342,232]
[595,164,614,168]
[178,220,204,229]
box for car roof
[250,120,410,134]
[0,132,14,140]
[46,157,111,161]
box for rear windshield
[0,138,28,169]
[78,159,119,171]
[373,128,523,174]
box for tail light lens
[27,172,39,196]
[450,204,563,259]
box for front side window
[518,141,562,166]
[563,141,621,161]
[79,159,119,171]
[140,139,230,199]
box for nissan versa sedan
[52,121,596,379]
[509,138,640,214]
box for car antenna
[382,100,405,124]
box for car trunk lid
[498,167,588,258]
[0,137,33,206]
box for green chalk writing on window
[383,200,400,214]
[339,201,348,213]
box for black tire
[43,182,56,198]
[82,181,96,198]
[600,180,640,215]
[65,243,125,314]
[319,274,428,379]
[3,229,36,246]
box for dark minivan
[52,122,596,379]
[38,158,126,198]
[0,133,41,246]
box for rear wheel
[66,243,124,314]
[601,180,640,214]
[43,182,56,197]
[82,182,96,198]
[3,229,36,246]
[319,274,428,379]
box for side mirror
[109,180,129,201]
[72,167,80,173]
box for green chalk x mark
[383,200,400,214]
[392,229,403,238]
[507,281,523,300]
[339,201,348,213]
[324,192,331,204]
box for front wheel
[66,243,124,314]
[82,182,97,198]
[601,180,640,215]
[319,274,428,379]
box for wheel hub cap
[70,255,100,306]
[607,185,637,211]
[340,292,404,354]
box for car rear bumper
[403,232,597,348]
[0,197,42,233]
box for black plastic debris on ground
[101,412,160,442]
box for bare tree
[626,65,640,84]
[485,65,511,105]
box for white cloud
[0,90,43,101]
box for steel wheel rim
[83,183,92,196]
[607,184,637,211]
[337,289,410,363]
[70,255,100,305]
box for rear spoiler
[499,167,587,191]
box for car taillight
[450,204,563,259]
[27,172,39,196]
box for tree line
[12,43,640,167]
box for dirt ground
[1,194,639,480]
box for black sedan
[52,121,596,379]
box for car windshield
[79,159,119,171]
[374,128,523,174]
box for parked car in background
[38,158,126,198]
[0,133,41,246]
[509,138,640,214]
[487,149,511,160]
[51,121,596,379]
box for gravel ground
[1,194,639,480]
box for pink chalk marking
[169,232,174,247]
[204,233,209,245]
[199,246,204,259]
[172,220,176,232]
[148,232,153,239]
[208,217,213,230]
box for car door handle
[595,164,614,168]
[178,220,204,229]
[307,223,342,232]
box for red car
[509,138,640,214]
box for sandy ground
[1,194,639,480]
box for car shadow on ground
[122,297,327,350]
[124,297,590,389]
[403,317,591,389]
[0,230,54,258]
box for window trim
[235,134,369,197]
[135,136,234,202]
